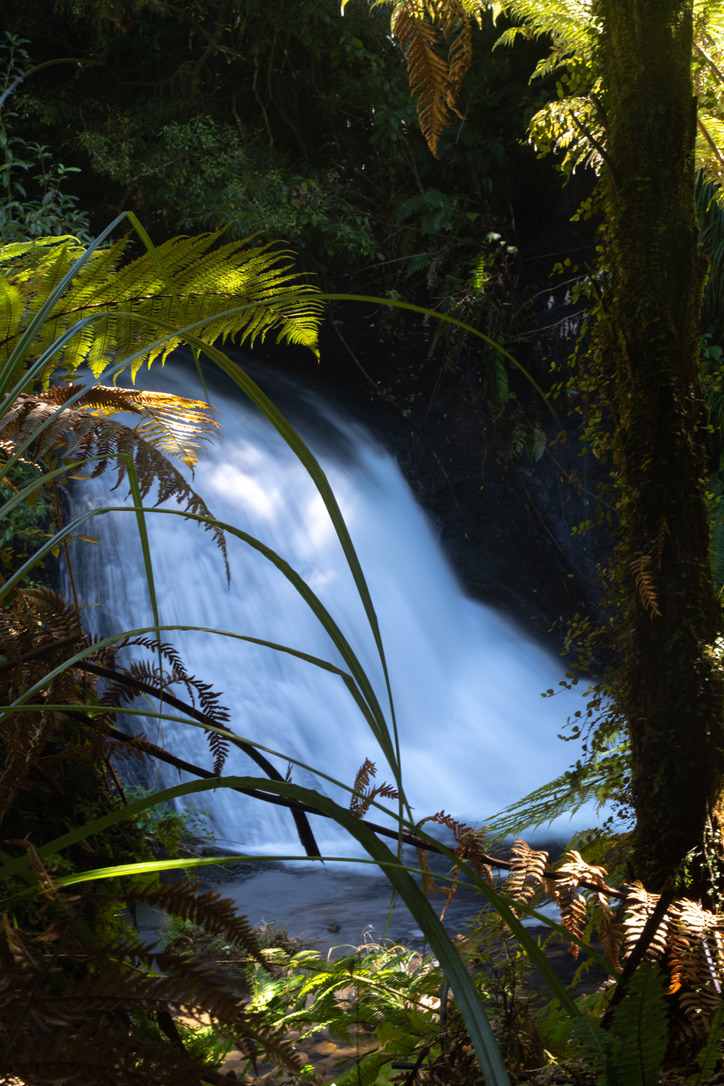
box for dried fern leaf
[620,882,671,963]
[350,757,376,811]
[0,389,229,576]
[667,897,723,1030]
[542,850,610,957]
[630,553,661,618]
[349,756,399,817]
[503,838,548,905]
[127,883,268,969]
[392,1,454,156]
[103,636,231,773]
[44,382,220,469]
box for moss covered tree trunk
[595,0,723,894]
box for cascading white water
[71,360,589,853]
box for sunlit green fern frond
[496,0,597,70]
[528,86,604,175]
[0,232,323,383]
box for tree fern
[0,231,323,384]
[377,0,722,194]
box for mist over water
[71,361,589,855]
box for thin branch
[0,57,93,111]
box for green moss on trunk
[596,0,724,894]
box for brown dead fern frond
[630,552,661,618]
[414,810,493,902]
[392,2,455,156]
[104,636,231,773]
[349,757,399,817]
[503,838,549,906]
[127,883,268,970]
[667,897,723,1030]
[390,0,476,156]
[445,4,473,111]
[0,387,229,577]
[41,382,219,469]
[620,881,672,962]
[592,894,622,971]
[0,918,302,1086]
[0,587,101,823]
[546,849,610,958]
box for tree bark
[595,0,723,894]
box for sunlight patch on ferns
[0,232,323,383]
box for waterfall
[71,359,590,853]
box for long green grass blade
[106,308,405,813]
[0,505,390,758]
[322,292,555,418]
[0,620,378,741]
[122,453,163,694]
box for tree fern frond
[484,748,627,836]
[446,7,473,109]
[620,883,671,963]
[503,838,548,905]
[0,233,323,383]
[103,636,231,772]
[42,382,219,469]
[546,849,608,956]
[392,2,454,156]
[667,898,723,1029]
[528,91,605,175]
[128,883,268,968]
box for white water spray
[71,361,587,853]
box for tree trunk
[596,0,724,895]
